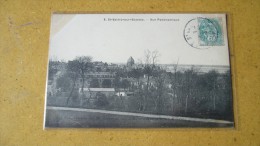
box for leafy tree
[129,68,143,79]
[75,56,93,94]
[128,68,143,90]
[204,70,219,111]
[96,67,102,72]
[48,61,59,80]
[102,79,112,88]
[56,74,71,92]
[113,75,121,91]
[116,69,127,78]
[90,78,100,88]
[65,56,93,107]
[121,79,130,91]
[66,60,80,105]
[94,92,109,107]
[221,70,233,120]
[66,56,93,106]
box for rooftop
[82,88,115,92]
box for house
[115,91,134,97]
[116,91,126,96]
[77,72,116,88]
[80,88,115,97]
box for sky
[49,14,230,66]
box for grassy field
[45,108,233,128]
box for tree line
[48,50,233,120]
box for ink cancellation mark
[184,17,224,49]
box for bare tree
[152,70,167,113]
[182,67,197,114]
[76,56,93,107]
[75,56,93,94]
[142,49,160,111]
[206,70,219,111]
[170,58,179,113]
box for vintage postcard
[44,14,234,128]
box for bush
[94,92,109,108]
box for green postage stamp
[198,17,224,46]
[184,16,225,49]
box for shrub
[94,92,109,108]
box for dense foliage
[47,57,233,121]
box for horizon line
[49,60,230,67]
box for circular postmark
[184,17,222,49]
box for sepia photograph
[44,14,234,128]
